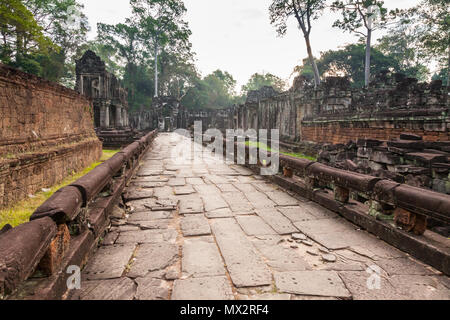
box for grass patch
[0,149,119,229]
[245,141,317,161]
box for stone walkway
[73,133,450,300]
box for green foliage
[181,70,238,110]
[0,0,89,86]
[241,73,287,94]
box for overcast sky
[79,0,421,90]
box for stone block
[38,224,71,276]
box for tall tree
[242,72,287,94]
[130,0,191,97]
[269,0,326,87]
[0,0,54,74]
[331,0,392,87]
[406,0,449,86]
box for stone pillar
[100,105,110,128]
[116,107,122,127]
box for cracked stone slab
[252,240,310,272]
[236,216,277,236]
[205,208,234,219]
[297,201,338,220]
[256,209,298,235]
[201,194,229,212]
[264,190,299,206]
[222,192,254,213]
[168,178,186,187]
[216,184,239,193]
[78,278,137,300]
[174,185,196,195]
[123,188,154,202]
[172,276,234,300]
[186,177,205,185]
[375,257,437,276]
[194,184,221,195]
[293,219,369,250]
[128,211,174,222]
[277,207,317,223]
[389,275,450,300]
[181,215,211,236]
[178,195,204,214]
[116,229,178,244]
[131,220,170,230]
[252,182,278,193]
[135,278,170,300]
[153,187,176,200]
[128,243,179,278]
[182,239,226,278]
[211,218,272,288]
[83,244,136,280]
[233,183,258,193]
[245,192,276,209]
[274,271,352,298]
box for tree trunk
[154,40,158,98]
[305,35,321,88]
[365,28,372,88]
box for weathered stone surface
[239,293,291,300]
[83,244,136,280]
[78,278,136,300]
[236,216,276,236]
[168,178,186,187]
[178,195,204,214]
[389,275,450,300]
[233,183,258,193]
[274,271,352,298]
[216,184,239,193]
[245,192,276,209]
[211,218,272,287]
[252,240,310,272]
[265,190,299,206]
[201,194,229,212]
[128,210,173,222]
[116,229,177,244]
[278,207,317,222]
[182,239,225,278]
[172,276,234,300]
[375,257,436,276]
[294,219,365,250]
[181,215,211,236]
[256,209,298,235]
[222,192,254,213]
[205,208,234,219]
[186,177,205,185]
[174,185,195,195]
[128,243,178,278]
[135,278,170,300]
[123,188,153,202]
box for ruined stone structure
[76,50,129,129]
[0,64,102,208]
[234,72,449,145]
[76,51,138,148]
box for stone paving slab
[265,190,299,206]
[245,192,276,209]
[256,209,298,235]
[216,183,239,193]
[252,240,310,272]
[135,278,170,300]
[211,218,272,287]
[277,206,317,223]
[78,278,137,300]
[128,243,179,278]
[128,211,174,222]
[222,192,254,213]
[174,185,196,195]
[205,208,234,219]
[274,271,352,298]
[236,215,277,236]
[178,195,204,214]
[83,244,136,280]
[116,229,178,244]
[181,215,211,236]
[172,276,234,300]
[182,238,226,278]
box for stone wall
[0,64,102,208]
[235,72,449,145]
